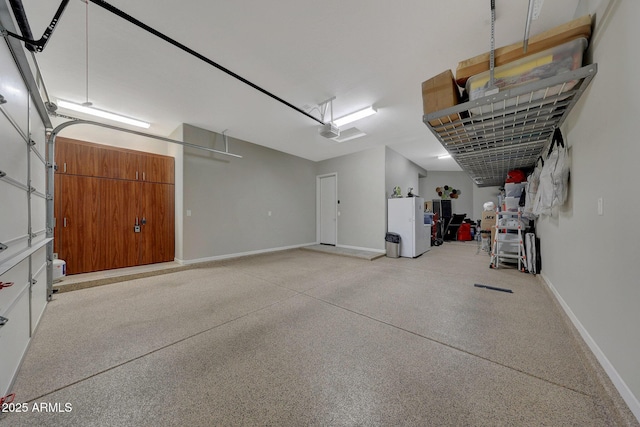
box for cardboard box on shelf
[465,37,588,118]
[455,14,592,86]
[421,69,461,127]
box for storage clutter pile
[419,15,590,275]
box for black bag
[525,233,542,274]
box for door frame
[316,173,338,245]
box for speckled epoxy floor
[1,243,637,426]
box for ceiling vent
[331,127,366,143]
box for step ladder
[490,211,526,271]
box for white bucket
[53,259,66,282]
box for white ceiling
[18,0,579,171]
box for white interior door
[319,175,337,245]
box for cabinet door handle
[64,217,67,227]
[136,171,139,180]
[142,172,145,181]
[63,162,67,173]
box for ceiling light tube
[438,154,452,159]
[332,106,377,127]
[57,99,150,128]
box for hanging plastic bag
[524,156,543,215]
[533,128,570,216]
[551,129,570,207]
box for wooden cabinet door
[100,149,139,181]
[53,173,61,255]
[139,182,175,264]
[57,175,103,274]
[139,154,175,184]
[100,179,140,270]
[56,138,100,176]
[159,156,175,184]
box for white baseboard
[541,274,640,422]
[175,242,317,265]
[336,244,385,254]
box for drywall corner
[385,147,428,198]
[168,124,184,261]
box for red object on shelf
[457,223,472,241]
[505,169,526,183]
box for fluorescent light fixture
[57,99,150,129]
[333,106,377,127]
[438,154,452,159]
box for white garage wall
[384,147,427,199]
[419,171,474,219]
[472,186,501,221]
[180,124,317,262]
[537,0,640,419]
[317,146,386,251]
[419,172,500,221]
[48,122,174,157]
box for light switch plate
[597,197,604,216]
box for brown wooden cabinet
[139,182,175,264]
[55,137,101,176]
[55,175,103,274]
[100,148,138,181]
[54,138,175,275]
[140,154,175,184]
[100,179,141,270]
[56,137,175,184]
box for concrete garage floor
[1,243,637,426]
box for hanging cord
[87,0,324,125]
[523,0,535,53]
[489,0,496,88]
[84,0,91,106]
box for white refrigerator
[387,197,430,258]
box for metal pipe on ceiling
[50,119,243,158]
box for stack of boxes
[503,183,525,212]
